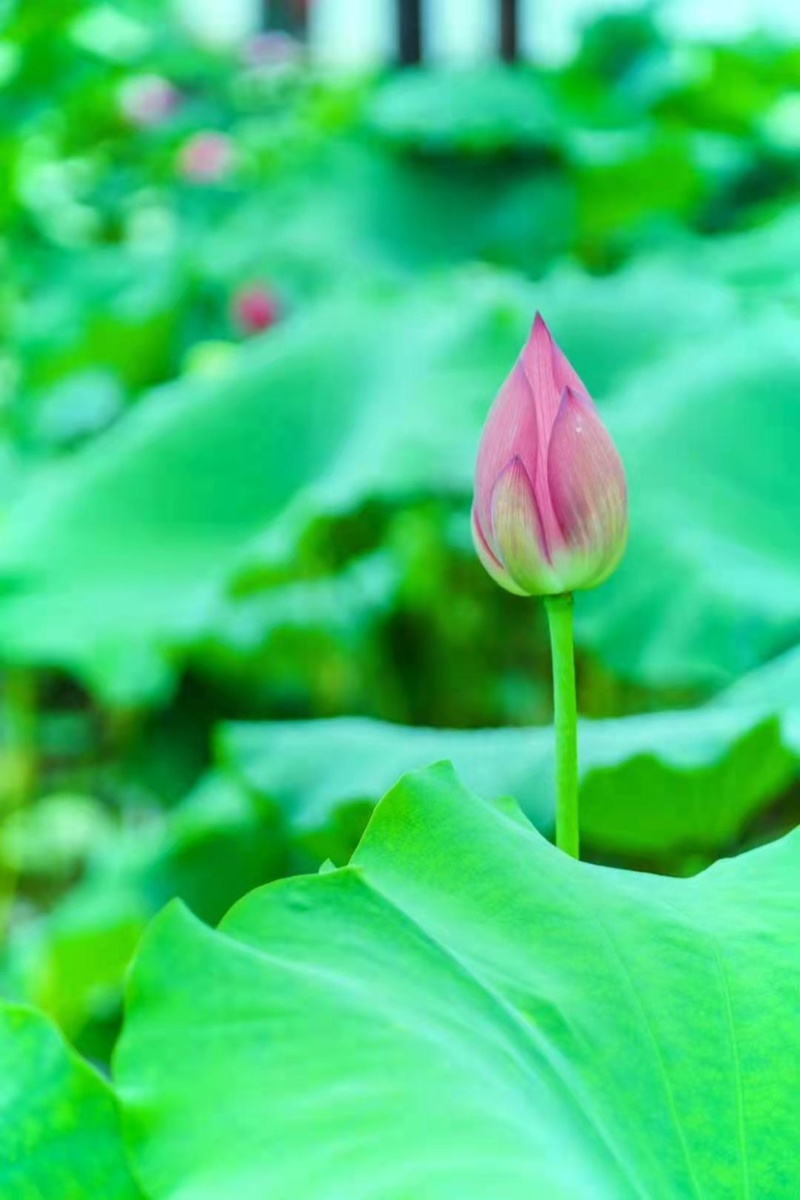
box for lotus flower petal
[547,387,628,589]
[471,507,527,596]
[472,313,627,598]
[474,361,540,539]
[521,315,587,428]
[490,458,560,596]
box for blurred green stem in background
[0,667,37,930]
[2,668,37,810]
[545,594,579,859]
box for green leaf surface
[202,136,575,290]
[366,66,560,155]
[0,271,533,700]
[115,763,800,1199]
[717,646,800,752]
[533,256,737,399]
[0,1003,141,1199]
[690,209,800,296]
[15,247,181,395]
[581,306,800,688]
[0,259,740,700]
[2,772,286,1051]
[219,705,794,865]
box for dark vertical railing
[499,0,518,62]
[267,0,525,67]
[263,0,308,38]
[292,0,309,38]
[397,0,423,66]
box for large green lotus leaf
[658,44,782,135]
[201,135,575,290]
[527,255,737,400]
[717,645,800,752]
[689,209,800,297]
[366,66,560,155]
[192,549,402,721]
[219,707,793,864]
[0,260,731,701]
[571,128,707,255]
[2,771,286,1054]
[580,306,800,689]
[0,272,533,700]
[0,1003,142,1198]
[2,881,149,1048]
[14,246,181,395]
[115,763,800,1199]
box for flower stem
[544,593,579,859]
[0,668,37,937]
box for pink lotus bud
[472,314,627,597]
[232,285,281,336]
[241,31,302,70]
[118,74,180,128]
[177,132,236,184]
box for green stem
[0,668,37,936]
[2,669,37,811]
[544,593,579,859]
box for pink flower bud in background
[472,315,627,597]
[178,132,236,184]
[232,284,281,336]
[118,74,179,128]
[241,31,302,71]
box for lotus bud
[118,74,180,128]
[241,31,302,72]
[472,314,627,597]
[232,284,281,336]
[178,132,236,184]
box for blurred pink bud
[232,285,281,336]
[118,74,179,128]
[242,31,302,70]
[472,314,627,597]
[178,132,236,184]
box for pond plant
[472,313,627,857]
[2,5,800,1195]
